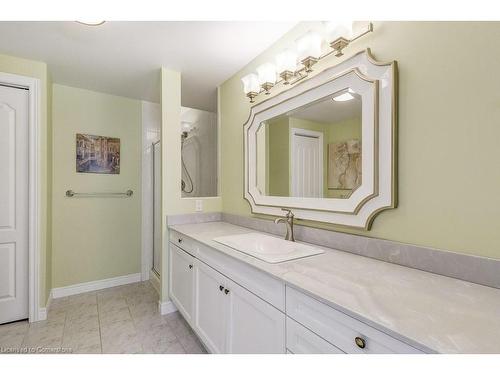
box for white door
[225,279,286,353]
[169,244,195,323]
[0,84,29,324]
[290,128,323,198]
[193,259,227,353]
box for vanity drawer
[170,230,197,256]
[286,286,423,354]
[286,317,344,354]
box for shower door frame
[140,100,162,284]
[151,140,161,277]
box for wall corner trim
[50,273,142,299]
[159,300,178,315]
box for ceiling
[290,93,362,124]
[0,21,296,111]
[267,93,362,125]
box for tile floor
[0,281,207,354]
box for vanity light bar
[241,22,373,103]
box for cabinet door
[225,279,286,354]
[169,244,195,323]
[194,259,227,353]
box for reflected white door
[291,128,323,198]
[0,84,29,324]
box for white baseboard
[159,300,177,315]
[51,273,142,299]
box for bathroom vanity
[168,48,500,354]
[168,221,500,354]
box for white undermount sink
[213,232,324,263]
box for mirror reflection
[256,89,362,199]
[180,107,218,197]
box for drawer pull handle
[219,285,224,291]
[178,238,182,243]
[355,337,366,349]
[189,264,193,269]
[224,288,230,295]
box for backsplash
[167,212,500,289]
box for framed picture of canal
[76,133,120,174]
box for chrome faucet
[274,208,295,242]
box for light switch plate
[195,199,203,212]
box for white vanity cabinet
[169,229,426,355]
[169,244,195,323]
[192,259,286,354]
[170,230,286,354]
[286,286,423,354]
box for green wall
[267,117,290,196]
[0,53,52,307]
[51,84,142,288]
[220,21,500,260]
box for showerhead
[181,121,197,142]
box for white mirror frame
[244,49,398,230]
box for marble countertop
[169,221,500,353]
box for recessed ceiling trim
[75,21,106,26]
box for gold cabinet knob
[355,336,366,349]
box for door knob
[178,238,182,243]
[355,336,366,349]
[219,285,224,291]
[224,288,230,295]
[189,264,193,269]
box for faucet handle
[281,208,294,218]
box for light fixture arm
[242,22,374,103]
[349,22,374,44]
[323,22,373,59]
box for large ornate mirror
[244,49,397,229]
